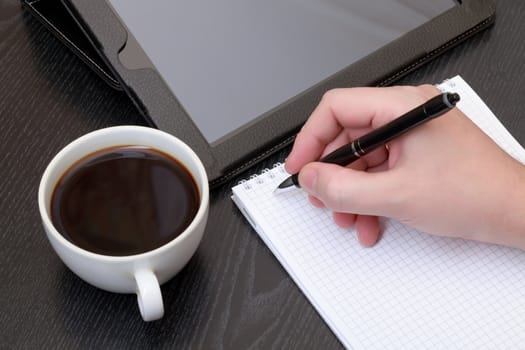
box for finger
[333,212,356,228]
[299,162,400,217]
[355,215,381,247]
[366,159,391,173]
[357,144,389,170]
[308,194,325,208]
[322,129,353,156]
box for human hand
[285,85,525,249]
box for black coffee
[51,146,200,256]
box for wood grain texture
[1,0,524,348]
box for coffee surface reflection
[51,146,200,256]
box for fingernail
[300,166,318,194]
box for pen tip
[276,176,295,190]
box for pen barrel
[320,144,361,165]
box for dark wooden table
[1,1,524,348]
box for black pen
[276,92,460,190]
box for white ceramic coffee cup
[38,125,209,321]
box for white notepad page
[231,76,525,349]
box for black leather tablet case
[23,0,122,90]
[25,0,496,188]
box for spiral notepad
[231,76,525,349]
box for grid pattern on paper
[232,77,525,350]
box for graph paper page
[231,76,525,349]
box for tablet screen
[109,0,456,144]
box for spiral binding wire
[237,162,285,190]
[436,78,456,93]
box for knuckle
[320,88,345,104]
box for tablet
[63,0,495,187]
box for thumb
[298,162,399,217]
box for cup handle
[134,269,164,321]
